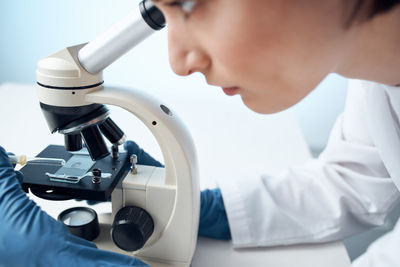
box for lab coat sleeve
[218,80,400,248]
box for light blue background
[0,0,348,153]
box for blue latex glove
[199,189,231,240]
[124,141,231,240]
[0,146,149,267]
[123,141,164,167]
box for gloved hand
[123,140,164,167]
[124,141,231,240]
[0,146,149,267]
[199,189,231,240]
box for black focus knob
[111,206,154,252]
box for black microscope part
[99,117,125,145]
[140,0,166,30]
[81,125,110,161]
[92,168,102,184]
[62,105,109,132]
[40,102,107,133]
[92,169,102,177]
[30,187,74,201]
[39,100,112,161]
[112,145,119,159]
[21,145,131,201]
[58,207,100,241]
[37,81,104,91]
[65,133,83,152]
[111,206,154,252]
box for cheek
[203,5,291,86]
[206,2,286,70]
[212,36,320,114]
[208,27,284,86]
[206,30,309,114]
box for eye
[163,0,197,16]
[181,1,196,13]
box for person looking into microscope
[1,0,400,266]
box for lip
[222,87,240,96]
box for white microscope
[21,1,200,266]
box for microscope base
[94,213,191,267]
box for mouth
[222,86,240,96]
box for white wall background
[0,0,348,154]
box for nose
[168,28,210,76]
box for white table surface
[0,83,350,267]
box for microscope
[19,1,200,266]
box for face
[154,0,349,114]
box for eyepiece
[140,0,166,30]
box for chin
[241,96,293,114]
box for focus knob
[111,206,154,252]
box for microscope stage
[20,145,130,201]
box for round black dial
[111,206,154,252]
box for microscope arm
[85,86,197,187]
[85,87,200,265]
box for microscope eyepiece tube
[78,0,165,74]
[139,0,166,30]
[81,125,110,161]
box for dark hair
[346,0,400,27]
[369,0,400,16]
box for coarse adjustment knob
[111,206,154,252]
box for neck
[335,7,400,86]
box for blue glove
[199,189,231,240]
[123,141,164,167]
[0,146,149,267]
[124,141,231,240]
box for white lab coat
[218,79,400,266]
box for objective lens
[65,133,83,152]
[81,125,110,161]
[99,117,126,145]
